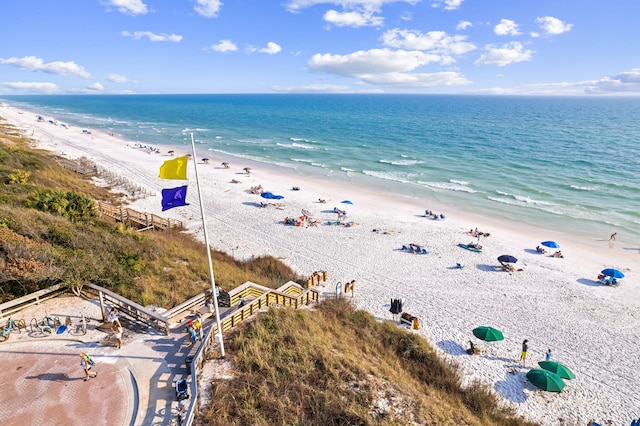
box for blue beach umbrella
[341,200,353,205]
[600,268,624,279]
[497,255,518,264]
[541,241,560,249]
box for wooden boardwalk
[96,202,183,231]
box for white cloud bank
[121,31,183,42]
[1,82,60,93]
[308,48,470,87]
[382,29,476,56]
[0,56,91,78]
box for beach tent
[261,192,284,200]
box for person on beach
[610,232,617,241]
[520,340,529,365]
[545,348,553,361]
[80,353,97,381]
[206,296,214,313]
[112,319,124,349]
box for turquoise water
[3,94,640,242]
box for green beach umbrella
[538,361,576,380]
[526,368,565,392]
[472,326,504,342]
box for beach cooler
[400,312,421,330]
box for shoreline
[2,103,639,425]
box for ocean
[2,94,639,243]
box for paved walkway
[0,295,216,426]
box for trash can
[185,355,194,375]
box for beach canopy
[601,268,624,279]
[541,241,560,249]
[538,361,576,379]
[341,200,353,205]
[261,192,284,200]
[526,369,565,392]
[497,255,518,264]
[472,326,504,342]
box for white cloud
[271,83,355,93]
[106,73,130,83]
[261,42,282,54]
[0,56,91,78]
[474,42,534,67]
[585,68,640,94]
[285,0,420,13]
[323,9,383,27]
[456,20,472,30]
[121,31,183,42]
[104,0,148,15]
[494,19,521,36]
[382,29,476,56]
[209,40,237,52]
[536,16,573,36]
[2,82,60,93]
[194,0,222,18]
[443,0,463,10]
[400,12,412,21]
[530,32,540,38]
[307,48,471,88]
[248,42,282,55]
[87,82,105,91]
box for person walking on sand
[545,348,553,361]
[610,232,617,241]
[80,352,97,381]
[520,339,529,365]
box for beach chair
[401,245,409,251]
[456,263,464,269]
[421,248,428,254]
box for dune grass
[201,297,537,426]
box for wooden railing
[96,202,183,231]
[0,284,67,321]
[84,283,171,334]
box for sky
[1,0,640,95]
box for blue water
[3,94,640,243]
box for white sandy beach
[2,103,639,425]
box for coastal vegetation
[0,118,536,425]
[0,119,301,305]
[202,297,536,426]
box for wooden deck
[96,202,183,231]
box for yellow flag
[159,155,188,180]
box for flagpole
[190,133,225,358]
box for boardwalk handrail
[84,283,171,335]
[96,202,183,231]
[0,284,67,320]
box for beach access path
[0,294,223,426]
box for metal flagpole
[190,133,225,358]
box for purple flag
[161,185,189,211]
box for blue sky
[1,0,639,95]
